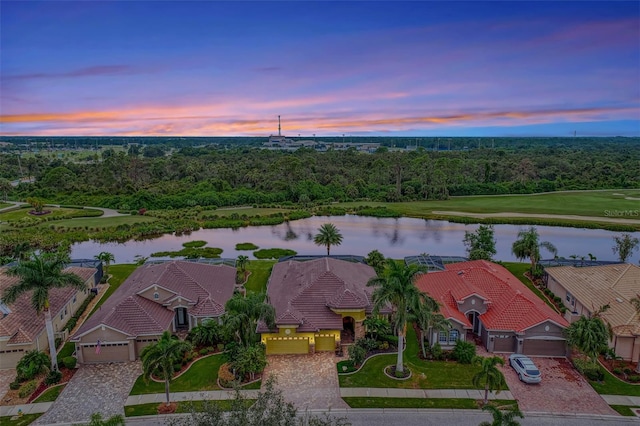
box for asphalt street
[119,409,638,426]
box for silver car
[509,354,542,384]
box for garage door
[0,349,24,369]
[81,342,129,363]
[493,335,515,352]
[523,339,566,357]
[314,334,335,352]
[266,337,309,355]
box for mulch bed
[599,355,640,384]
[27,367,77,403]
[157,402,178,414]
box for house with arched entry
[416,260,569,357]
[71,260,236,364]
[258,257,389,355]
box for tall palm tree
[367,261,427,374]
[94,252,115,278]
[236,255,249,273]
[141,331,192,406]
[313,223,343,255]
[224,292,275,347]
[511,226,557,272]
[478,404,524,426]
[415,300,451,359]
[2,253,85,371]
[472,356,507,405]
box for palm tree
[187,320,222,348]
[2,253,86,371]
[415,302,451,359]
[237,255,249,273]
[472,356,507,405]
[224,292,275,347]
[16,350,50,381]
[140,331,192,406]
[511,226,557,272]
[313,223,343,256]
[94,252,115,278]
[565,308,610,363]
[478,404,524,426]
[367,261,427,374]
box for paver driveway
[0,370,16,402]
[501,357,617,415]
[33,361,141,425]
[263,352,348,410]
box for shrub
[628,375,640,383]
[379,334,398,347]
[45,370,62,385]
[63,356,77,369]
[378,341,389,351]
[64,318,77,332]
[612,368,623,376]
[430,342,443,361]
[218,363,235,387]
[9,381,20,390]
[18,380,37,398]
[573,358,604,381]
[348,344,367,367]
[624,367,633,375]
[452,340,476,364]
[355,338,378,353]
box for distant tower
[278,115,281,136]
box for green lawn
[32,384,66,403]
[589,366,640,396]
[339,327,486,389]
[339,190,640,219]
[343,397,516,409]
[88,264,138,315]
[0,202,11,209]
[56,342,75,364]
[125,399,253,417]
[610,405,639,416]
[0,414,42,426]
[130,354,226,394]
[244,260,276,293]
[0,207,88,222]
[501,262,558,312]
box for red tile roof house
[71,260,236,364]
[415,260,569,357]
[0,266,97,370]
[257,257,391,355]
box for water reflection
[70,215,640,264]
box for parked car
[509,354,542,384]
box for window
[449,330,459,344]
[439,331,447,343]
[153,292,159,300]
[566,291,575,306]
[73,295,77,303]
[60,311,64,320]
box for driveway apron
[501,357,617,415]
[33,362,141,425]
[263,353,348,410]
[0,370,16,402]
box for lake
[70,215,640,264]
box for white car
[509,354,542,384]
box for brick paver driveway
[263,352,348,410]
[33,362,141,425]
[501,357,617,415]
[0,370,16,402]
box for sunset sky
[1,1,639,137]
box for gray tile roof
[72,261,236,339]
[258,257,382,333]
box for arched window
[153,292,159,300]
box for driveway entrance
[263,352,347,410]
[502,357,616,415]
[33,361,141,425]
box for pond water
[70,215,640,264]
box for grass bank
[89,264,137,315]
[589,367,640,396]
[244,260,276,293]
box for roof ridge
[611,263,633,289]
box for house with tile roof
[71,260,236,364]
[415,260,569,357]
[0,266,97,369]
[258,257,390,355]
[544,263,640,362]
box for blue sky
[1,1,638,136]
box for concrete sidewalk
[0,402,52,417]
[601,394,640,407]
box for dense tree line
[1,139,638,210]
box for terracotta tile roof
[416,260,568,333]
[72,261,236,339]
[545,264,640,337]
[258,257,382,333]
[0,266,97,345]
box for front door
[467,311,480,335]
[176,307,188,329]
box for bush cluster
[572,357,604,381]
[18,380,37,398]
[63,293,96,333]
